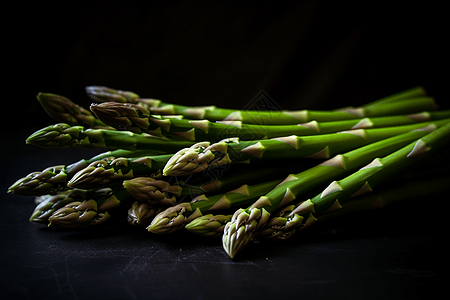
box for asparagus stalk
[9,165,70,196]
[67,154,173,190]
[90,101,450,142]
[46,187,135,228]
[8,148,166,196]
[147,178,284,234]
[37,93,111,129]
[180,160,317,197]
[66,148,169,173]
[86,86,431,124]
[30,187,117,225]
[152,96,437,125]
[220,122,446,258]
[30,189,97,224]
[25,123,196,151]
[122,166,302,208]
[70,151,312,194]
[254,121,450,243]
[87,86,426,106]
[189,173,450,238]
[184,151,450,237]
[162,119,450,176]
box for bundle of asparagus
[8,86,450,260]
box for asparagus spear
[189,173,450,238]
[142,158,318,234]
[47,200,104,228]
[181,160,317,197]
[25,123,196,151]
[122,167,300,208]
[87,86,426,106]
[30,187,122,225]
[8,148,166,196]
[221,122,447,258]
[184,151,450,237]
[147,178,284,234]
[86,86,431,124]
[30,189,92,224]
[66,148,168,173]
[37,93,111,129]
[254,121,450,243]
[70,151,312,194]
[162,119,450,176]
[67,154,173,190]
[90,100,450,141]
[9,165,69,196]
[46,187,135,229]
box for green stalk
[86,86,426,106]
[162,119,450,176]
[122,164,302,208]
[145,96,436,124]
[25,123,196,151]
[220,121,447,258]
[184,151,450,238]
[37,93,111,129]
[255,121,450,242]
[175,160,317,199]
[187,173,450,238]
[85,86,431,124]
[8,148,166,196]
[67,154,173,190]
[146,178,284,234]
[90,100,449,142]
[71,152,313,196]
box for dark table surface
[1,126,449,300]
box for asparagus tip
[147,203,194,234]
[185,214,232,238]
[123,177,181,206]
[47,200,98,229]
[162,141,230,176]
[222,207,272,259]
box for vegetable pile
[8,86,450,259]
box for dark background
[5,1,449,125]
[2,1,449,299]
